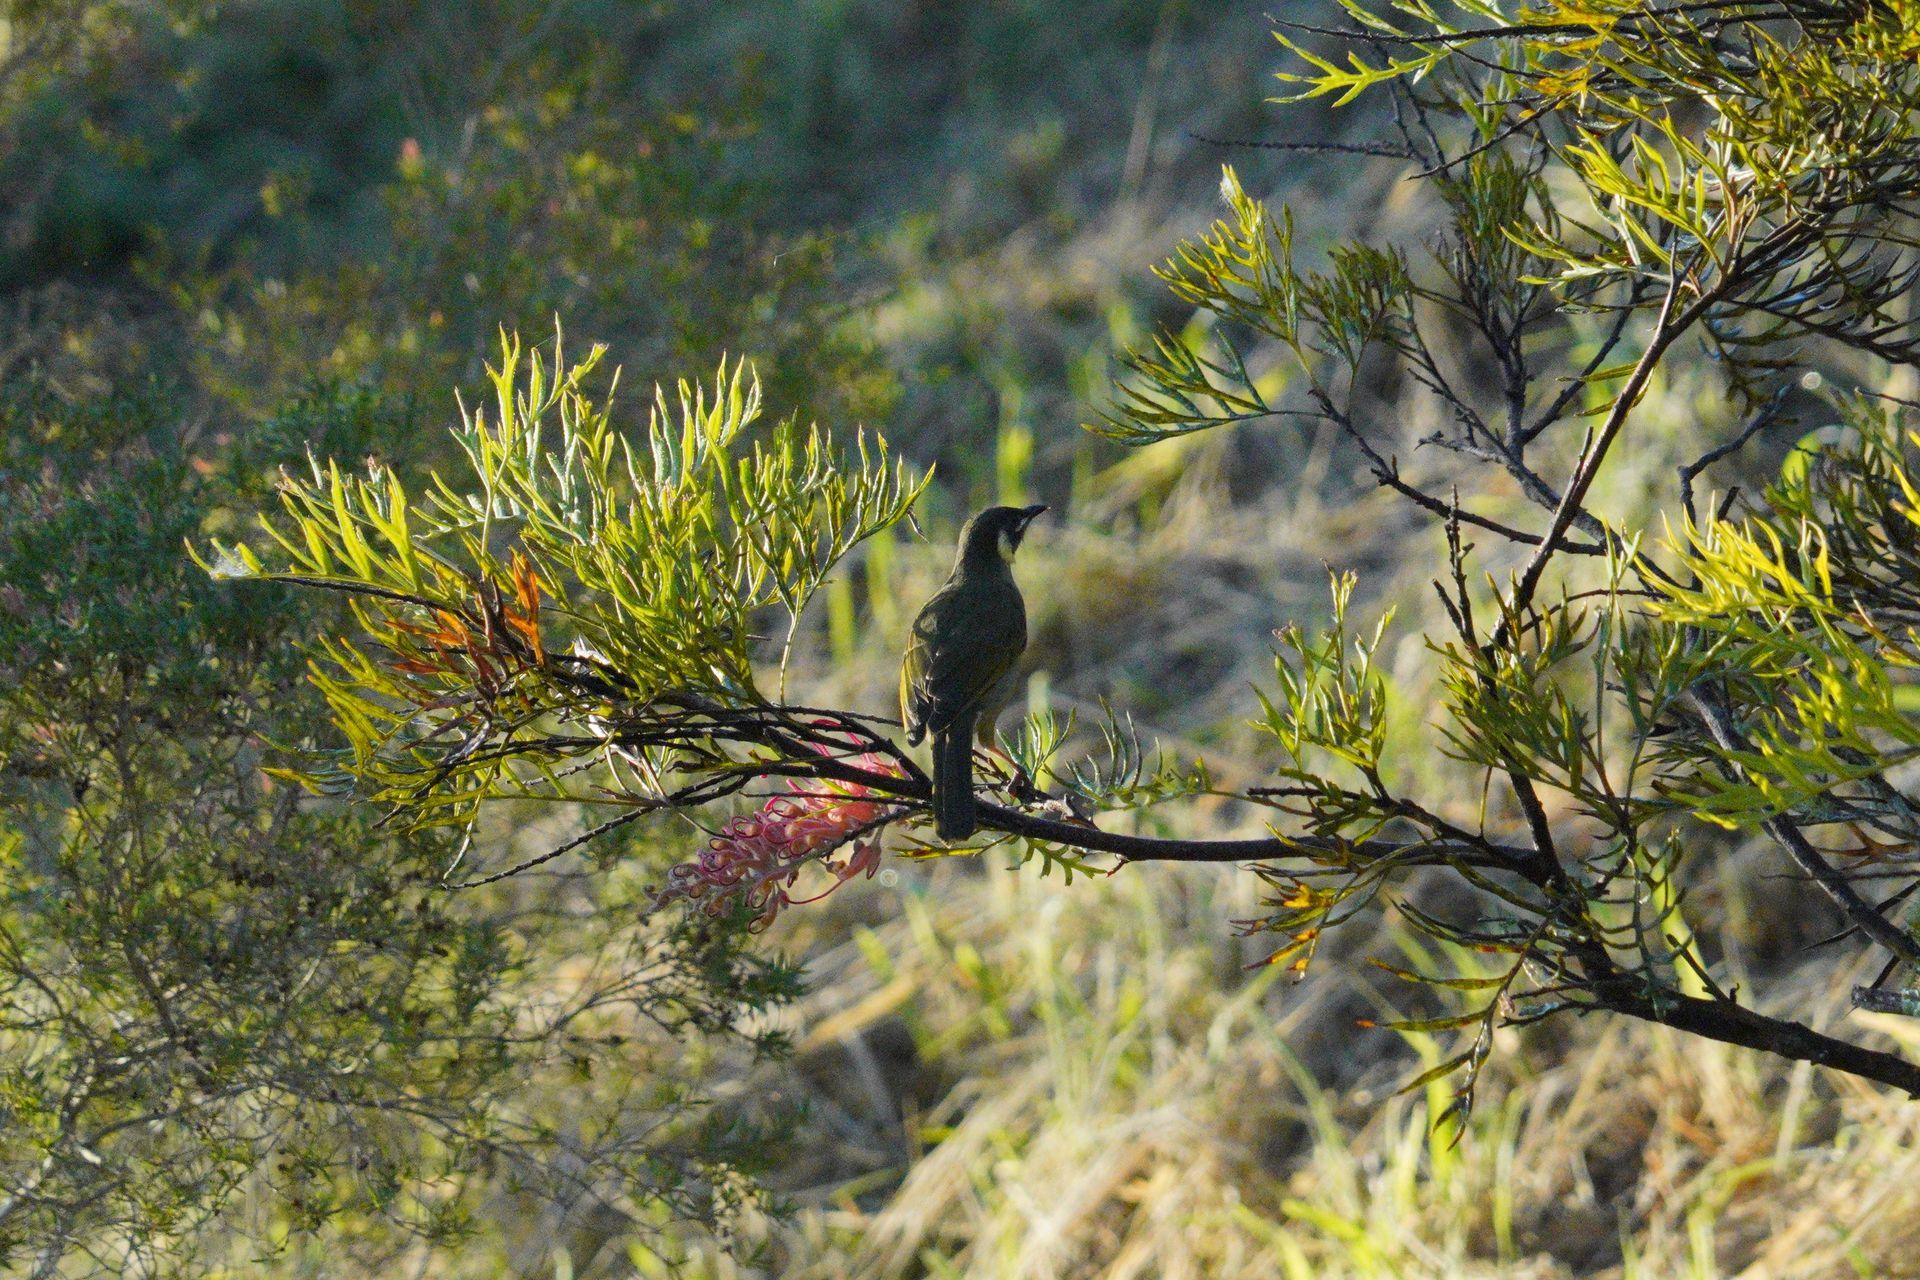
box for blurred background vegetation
[6,0,1920,1276]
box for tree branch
[1313,390,1606,554]
[1601,977,1920,1096]
[1185,130,1420,161]
[1499,273,1709,639]
[1678,385,1789,523]
[1689,690,1920,972]
[795,754,1540,868]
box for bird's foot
[1034,791,1100,828]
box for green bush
[0,378,796,1274]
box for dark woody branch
[1688,690,1920,972]
[1309,389,1608,555]
[822,745,1920,1096]
[793,752,1533,868]
[1602,977,1920,1096]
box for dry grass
[232,825,1920,1280]
[638,850,1920,1280]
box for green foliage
[0,378,797,1274]
[1653,406,1920,825]
[176,35,887,421]
[1096,159,1532,450]
[204,330,925,841]
[37,0,1912,1266]
[1255,573,1393,815]
[0,0,895,432]
[224,0,1920,1134]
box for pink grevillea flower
[653,743,901,933]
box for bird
[900,504,1047,840]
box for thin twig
[1185,130,1421,161]
[1523,286,1646,445]
[1678,384,1790,522]
[1315,391,1607,553]
[1499,272,1710,640]
[443,808,652,890]
[1690,690,1920,972]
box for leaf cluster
[1655,404,1920,829]
[203,330,925,839]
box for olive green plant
[222,1,1920,1157]
[0,379,799,1278]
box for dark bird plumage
[900,504,1046,839]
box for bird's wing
[901,580,1026,740]
[899,621,931,740]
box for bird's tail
[932,723,976,840]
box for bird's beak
[1005,504,1048,555]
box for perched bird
[900,504,1048,839]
